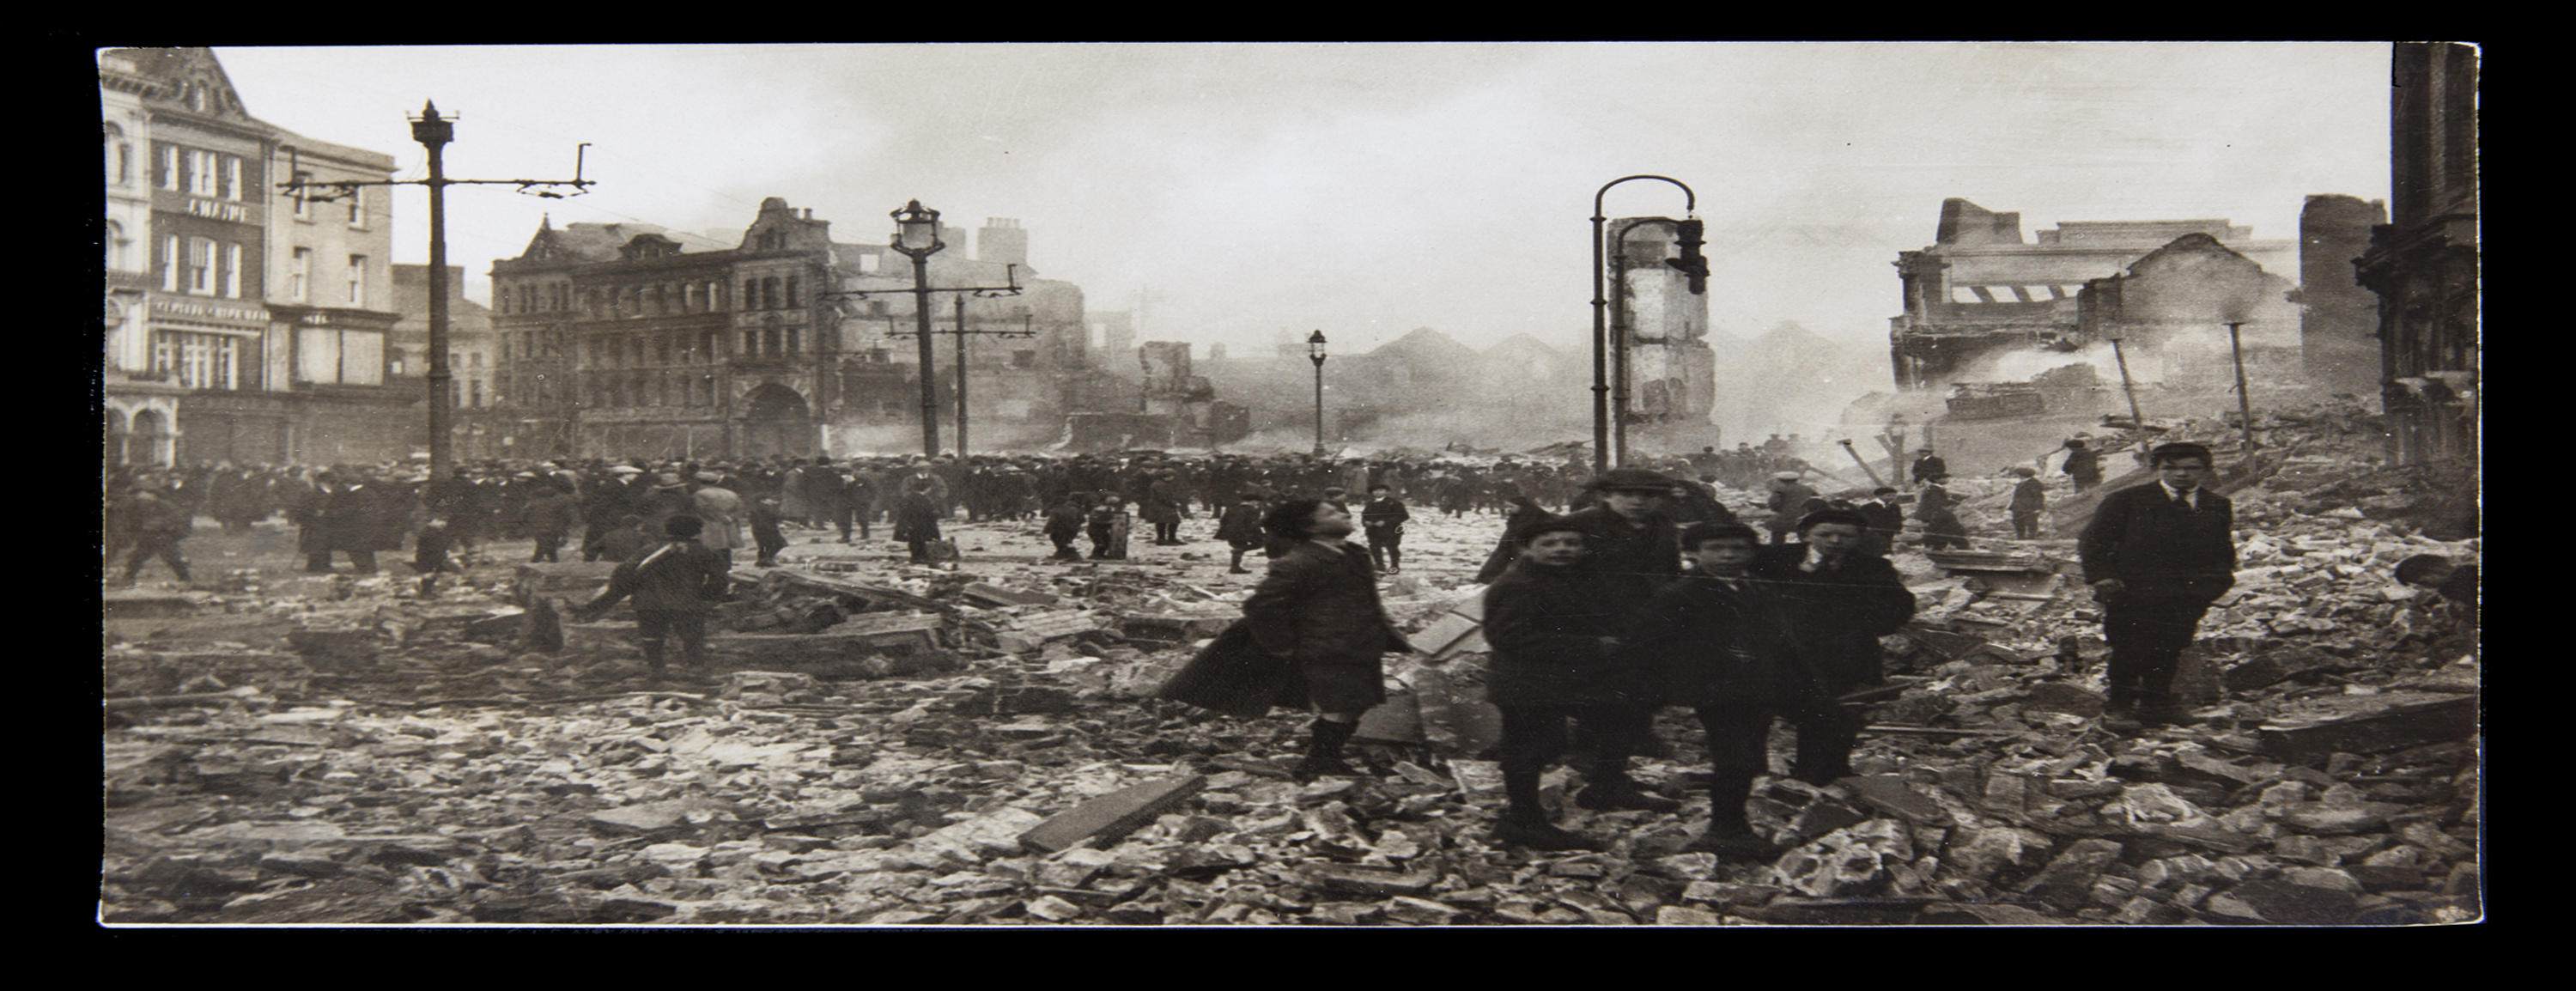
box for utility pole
[2110,335,2148,429]
[2227,321,2258,453]
[281,100,592,478]
[936,294,1036,456]
[823,210,1021,459]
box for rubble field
[101,447,2479,927]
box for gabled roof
[104,47,252,122]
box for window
[347,255,367,307]
[347,187,364,228]
[743,279,759,311]
[153,331,239,390]
[786,328,800,353]
[104,125,129,185]
[161,236,180,289]
[188,150,217,197]
[223,156,242,201]
[289,248,311,302]
[222,243,241,298]
[702,331,722,359]
[785,277,799,307]
[291,170,313,218]
[159,145,179,190]
[501,336,512,362]
[859,252,880,274]
[471,380,484,407]
[744,330,758,355]
[762,277,781,311]
[187,238,216,295]
[106,222,127,271]
[763,328,781,356]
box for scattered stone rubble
[103,447,2476,925]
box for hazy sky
[211,43,2391,355]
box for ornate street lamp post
[1589,175,1696,471]
[1308,330,1328,457]
[890,200,945,458]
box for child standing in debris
[1625,521,1818,858]
[1482,516,1661,850]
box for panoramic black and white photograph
[100,42,2479,927]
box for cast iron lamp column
[891,201,945,458]
[1309,330,1328,457]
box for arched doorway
[738,383,814,458]
[129,408,171,466]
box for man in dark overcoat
[1856,487,1905,557]
[1747,508,1917,783]
[1241,499,1412,780]
[1214,492,1266,574]
[2077,442,2236,728]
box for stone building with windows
[489,201,1092,459]
[99,47,408,468]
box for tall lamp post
[890,201,946,458]
[1308,330,1328,456]
[1589,175,1696,472]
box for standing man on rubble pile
[112,478,193,587]
[2079,442,2235,730]
[1746,508,1917,783]
[1216,491,1266,574]
[1360,483,1410,575]
[1765,471,1819,544]
[2008,466,2048,540]
[1911,447,1947,489]
[574,515,730,686]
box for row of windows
[283,248,369,307]
[588,374,723,410]
[287,171,367,227]
[133,143,248,202]
[151,331,239,391]
[496,282,575,315]
[500,331,565,362]
[159,235,246,298]
[498,276,819,319]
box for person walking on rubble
[1746,508,1917,784]
[1482,516,1663,849]
[1916,475,1970,550]
[574,514,731,685]
[1625,521,1817,858]
[113,481,193,586]
[1215,491,1266,574]
[2078,442,2235,730]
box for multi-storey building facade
[489,200,1091,459]
[99,47,409,468]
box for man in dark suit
[2078,442,2237,729]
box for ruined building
[2359,42,2479,466]
[2075,233,2300,386]
[1888,199,2293,391]
[102,47,413,467]
[488,203,1089,459]
[2298,195,2388,394]
[1610,218,1716,433]
[388,264,497,458]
